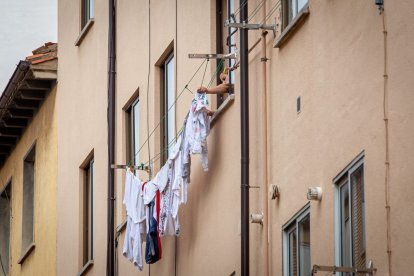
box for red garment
[156,190,162,258]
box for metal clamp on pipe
[250,212,264,224]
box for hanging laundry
[182,92,211,172]
[122,170,146,271]
[145,191,162,264]
[143,180,157,205]
[152,162,169,192]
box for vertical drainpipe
[240,1,249,276]
[106,0,116,274]
[261,1,269,275]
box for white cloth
[143,180,158,205]
[182,92,210,171]
[123,216,145,271]
[152,163,169,193]
[122,170,146,271]
[158,137,184,236]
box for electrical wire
[146,0,152,176]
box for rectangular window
[283,204,311,276]
[82,158,94,266]
[161,53,175,162]
[127,99,140,166]
[22,145,35,254]
[334,155,366,274]
[282,0,308,29]
[216,0,235,107]
[0,181,12,275]
[81,0,94,29]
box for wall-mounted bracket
[188,52,238,60]
[225,18,277,37]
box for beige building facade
[57,0,414,276]
[0,44,58,275]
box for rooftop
[0,42,57,167]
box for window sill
[274,5,310,48]
[77,260,94,276]
[18,243,35,265]
[116,219,127,234]
[75,18,95,46]
[211,93,235,128]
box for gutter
[106,0,116,274]
[240,1,250,276]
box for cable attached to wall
[146,0,152,178]
[381,7,392,276]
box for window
[81,158,94,267]
[216,0,235,107]
[161,53,175,162]
[126,98,140,166]
[282,0,308,29]
[0,181,12,275]
[22,145,35,254]
[283,204,311,276]
[334,156,366,273]
[81,0,94,30]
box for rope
[133,58,208,160]
[146,0,152,173]
[200,58,210,87]
[247,0,266,22]
[142,58,226,168]
[260,0,281,24]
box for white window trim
[333,152,365,273]
[282,203,310,276]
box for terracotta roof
[0,42,58,168]
[26,42,57,65]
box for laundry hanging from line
[122,91,211,269]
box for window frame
[215,0,235,108]
[80,156,94,271]
[0,179,12,274]
[334,153,366,273]
[20,143,36,260]
[160,52,175,163]
[126,98,140,167]
[75,0,95,46]
[81,0,94,30]
[282,203,311,276]
[282,0,308,30]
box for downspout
[381,8,392,276]
[261,1,269,276]
[240,1,249,276]
[106,0,116,274]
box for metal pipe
[261,1,269,275]
[106,0,116,274]
[240,1,249,276]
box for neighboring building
[0,43,58,275]
[56,1,414,276]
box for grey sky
[0,0,57,92]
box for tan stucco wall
[0,87,57,275]
[57,0,414,275]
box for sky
[0,0,57,92]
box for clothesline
[133,58,226,164]
[122,86,212,270]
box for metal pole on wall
[240,0,250,275]
[106,0,116,274]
